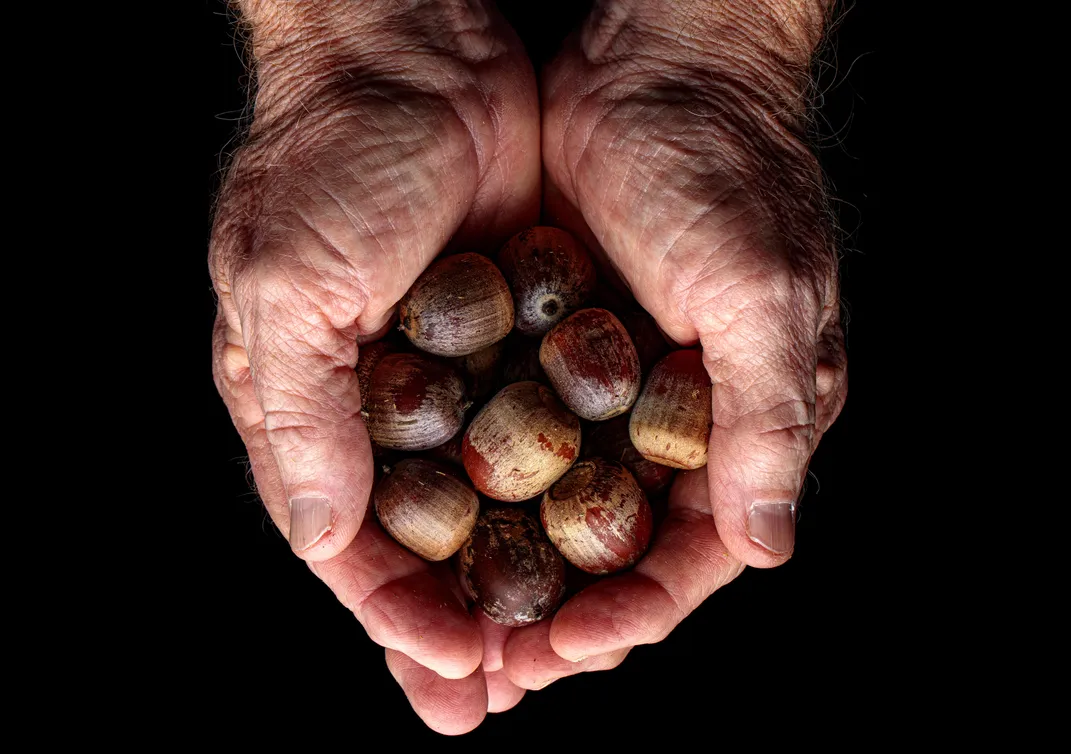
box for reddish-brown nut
[541,458,653,575]
[497,226,596,337]
[620,310,671,375]
[629,349,712,469]
[364,353,467,451]
[398,253,514,357]
[459,507,565,627]
[585,414,675,496]
[502,333,548,385]
[462,381,580,502]
[450,339,505,400]
[540,308,641,421]
[374,458,479,561]
[356,340,397,404]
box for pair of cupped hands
[210,0,846,734]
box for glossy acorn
[398,253,514,357]
[459,506,566,627]
[497,226,596,337]
[539,308,641,421]
[541,458,653,575]
[629,349,712,469]
[462,381,581,502]
[374,458,479,561]
[363,352,467,451]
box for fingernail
[570,655,588,663]
[290,497,332,551]
[747,502,795,554]
[533,679,556,690]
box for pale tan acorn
[629,349,712,469]
[374,458,479,561]
[541,458,653,575]
[539,308,641,421]
[497,226,596,337]
[398,253,514,357]
[363,352,467,451]
[462,381,581,502]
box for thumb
[694,272,840,568]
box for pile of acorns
[360,227,712,628]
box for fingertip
[485,670,526,713]
[386,650,488,735]
[288,500,365,563]
[713,500,796,569]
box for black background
[187,0,885,739]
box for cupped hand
[500,0,849,690]
[209,0,539,733]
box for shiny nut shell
[364,353,467,451]
[374,458,479,561]
[629,349,712,469]
[497,226,596,337]
[462,381,580,502]
[459,507,566,627]
[541,458,653,575]
[398,253,514,357]
[539,308,641,421]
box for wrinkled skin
[210,0,847,734]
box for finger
[475,609,513,673]
[385,649,487,735]
[548,467,744,661]
[815,308,848,442]
[502,618,630,691]
[309,520,483,679]
[485,670,526,713]
[693,271,829,566]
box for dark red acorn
[497,226,596,337]
[539,308,641,421]
[459,507,566,627]
[364,353,467,451]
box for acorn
[497,226,596,337]
[426,423,466,467]
[462,381,581,502]
[619,310,671,375]
[374,458,479,561]
[629,349,712,469]
[584,414,675,496]
[539,308,641,421]
[398,253,514,357]
[458,507,566,627]
[363,352,467,451]
[356,340,397,405]
[450,339,505,401]
[541,458,652,575]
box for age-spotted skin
[540,308,641,421]
[629,349,712,469]
[459,507,566,627]
[541,458,652,575]
[462,381,580,502]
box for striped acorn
[629,349,712,469]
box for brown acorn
[374,458,479,561]
[584,414,675,496]
[398,253,514,357]
[450,339,505,401]
[619,310,671,375]
[497,226,596,337]
[541,458,653,575]
[539,308,641,421]
[458,507,566,627]
[462,381,581,502]
[629,349,712,469]
[356,340,397,405]
[364,352,467,451]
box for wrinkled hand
[209,0,540,733]
[496,0,849,691]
